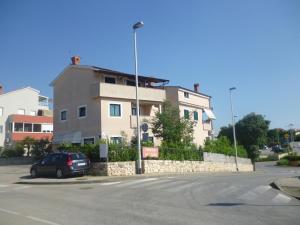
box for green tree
[218,125,234,143]
[31,138,52,159]
[151,101,195,146]
[218,113,270,163]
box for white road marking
[0,190,7,193]
[116,178,158,187]
[0,184,9,188]
[167,182,196,192]
[100,182,121,186]
[253,185,271,194]
[26,216,62,225]
[0,207,20,215]
[14,186,30,190]
[239,190,258,201]
[217,185,238,195]
[147,180,186,191]
[272,193,291,203]
[130,179,171,189]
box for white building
[0,86,52,147]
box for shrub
[1,146,25,158]
[57,144,100,162]
[57,143,137,162]
[283,155,300,161]
[108,144,137,162]
[256,154,278,162]
[277,159,289,166]
[204,136,248,158]
[159,142,203,161]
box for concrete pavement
[273,176,300,199]
[0,162,299,225]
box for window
[126,80,136,86]
[78,106,87,118]
[131,107,137,116]
[0,125,3,133]
[24,123,32,132]
[17,109,25,115]
[60,110,67,121]
[110,137,122,144]
[194,111,198,121]
[83,137,95,145]
[110,104,121,117]
[105,77,116,84]
[33,124,41,132]
[184,92,189,98]
[0,107,3,116]
[14,123,23,132]
[184,109,189,119]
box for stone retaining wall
[90,161,136,176]
[203,152,251,164]
[142,160,253,174]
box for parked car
[271,145,285,153]
[30,152,90,178]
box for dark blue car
[30,152,90,178]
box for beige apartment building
[51,57,215,147]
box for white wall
[0,87,47,147]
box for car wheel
[56,169,64,178]
[30,169,37,178]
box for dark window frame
[110,104,121,117]
[184,109,190,119]
[78,106,87,118]
[105,77,116,84]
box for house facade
[51,56,215,147]
[0,86,53,147]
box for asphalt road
[0,162,299,225]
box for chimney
[71,56,80,65]
[194,83,200,93]
[0,85,3,95]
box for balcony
[92,83,166,102]
[38,95,49,109]
[203,120,212,131]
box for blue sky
[0,0,299,132]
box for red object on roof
[10,114,53,123]
[11,133,53,141]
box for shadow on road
[207,203,300,207]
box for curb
[271,180,300,200]
[16,179,110,185]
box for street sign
[141,123,148,132]
[142,147,159,159]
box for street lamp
[133,21,144,174]
[229,87,238,171]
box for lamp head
[229,87,236,91]
[133,21,144,30]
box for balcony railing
[203,120,212,131]
[92,83,166,102]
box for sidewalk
[273,176,300,199]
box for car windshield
[70,153,86,160]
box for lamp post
[229,87,238,171]
[133,21,144,174]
